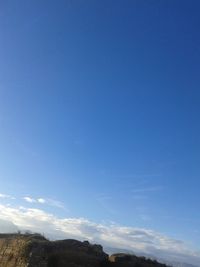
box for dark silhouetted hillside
[0,233,170,267]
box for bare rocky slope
[0,233,169,267]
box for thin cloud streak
[132,186,163,194]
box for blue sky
[0,0,200,263]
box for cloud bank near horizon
[0,203,199,266]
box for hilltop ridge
[0,233,169,267]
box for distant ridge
[104,246,198,267]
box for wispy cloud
[23,197,36,203]
[0,193,15,200]
[45,198,65,209]
[23,196,65,209]
[131,186,163,204]
[0,203,199,266]
[132,186,163,194]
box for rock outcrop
[0,234,108,267]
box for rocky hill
[0,233,169,267]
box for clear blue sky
[0,0,200,250]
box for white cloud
[37,198,46,204]
[0,203,199,266]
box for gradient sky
[0,0,200,261]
